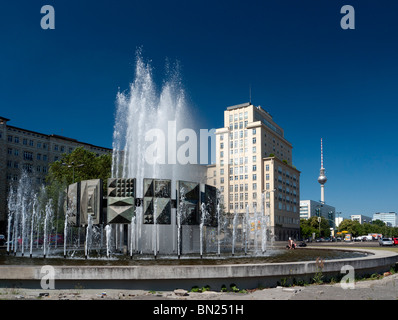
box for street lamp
[62,161,85,183]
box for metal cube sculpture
[177,180,200,225]
[65,182,80,226]
[80,179,102,226]
[143,179,171,224]
[107,178,135,224]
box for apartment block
[0,116,111,232]
[207,103,300,241]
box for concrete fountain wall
[1,248,397,290]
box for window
[23,138,28,145]
[37,142,42,148]
[8,135,13,142]
[14,137,19,144]
[253,183,257,190]
[252,137,256,144]
[220,143,224,149]
[252,174,257,181]
[266,174,270,180]
[29,140,34,146]
[252,128,256,135]
[23,164,32,173]
[7,148,12,155]
[23,151,33,161]
[266,164,269,171]
[253,165,257,172]
[54,144,59,151]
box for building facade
[300,200,336,228]
[372,212,397,227]
[0,116,111,232]
[207,102,301,241]
[350,214,372,224]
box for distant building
[350,214,372,224]
[299,200,336,222]
[300,200,336,228]
[335,216,344,228]
[0,116,112,232]
[372,212,397,227]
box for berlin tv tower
[317,138,327,204]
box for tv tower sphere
[318,168,327,185]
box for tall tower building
[207,102,301,241]
[317,138,327,204]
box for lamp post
[62,161,85,183]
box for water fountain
[4,52,276,261]
[2,52,395,292]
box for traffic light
[316,208,320,217]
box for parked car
[392,237,398,245]
[379,238,394,246]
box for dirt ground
[1,272,397,301]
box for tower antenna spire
[321,138,324,169]
[249,84,252,104]
[318,138,327,204]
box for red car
[392,237,398,245]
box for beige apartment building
[207,103,300,241]
[0,116,111,232]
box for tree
[338,219,362,237]
[300,217,331,239]
[46,147,112,191]
[372,219,386,228]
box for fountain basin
[0,248,397,290]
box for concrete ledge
[1,248,397,290]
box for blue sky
[1,0,398,218]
